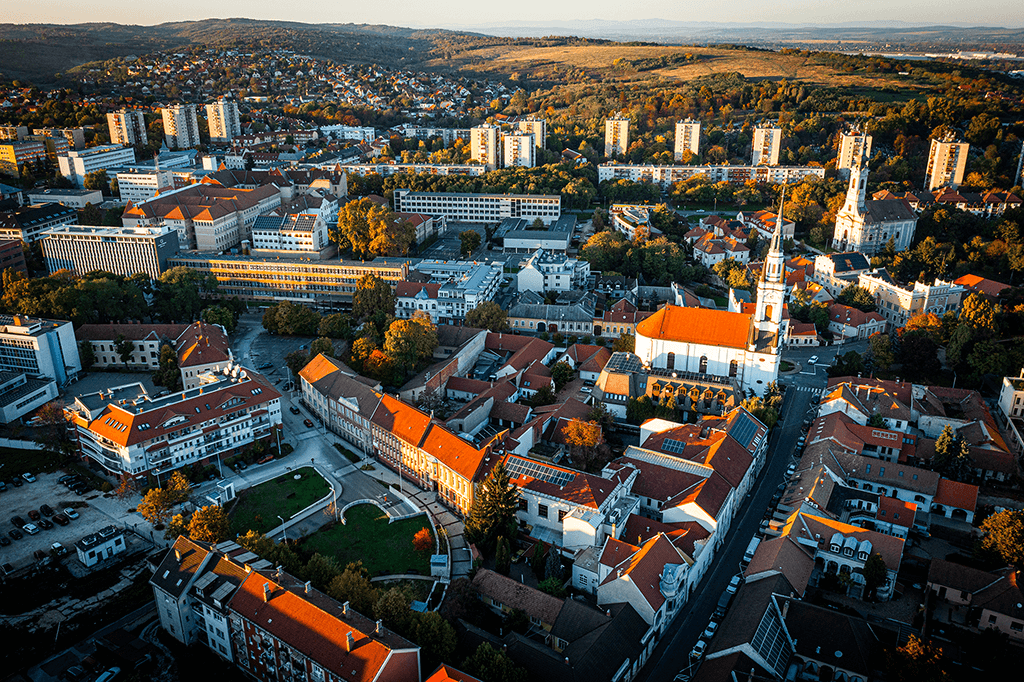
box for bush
[539,332,550,341]
[100,482,113,493]
[281,443,294,456]
[333,443,360,463]
[582,335,592,344]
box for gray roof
[863,198,916,224]
[309,368,382,420]
[509,302,594,323]
[826,252,871,273]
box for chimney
[304,581,312,594]
[781,600,790,619]
[342,601,349,615]
[263,583,271,602]
[376,619,383,634]
[346,632,355,652]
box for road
[637,347,839,682]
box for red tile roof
[621,513,710,559]
[599,533,685,611]
[175,321,230,368]
[934,478,979,512]
[635,304,752,350]
[875,496,917,528]
[76,323,189,342]
[372,393,432,448]
[426,665,483,682]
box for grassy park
[228,467,330,534]
[301,504,435,577]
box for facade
[997,370,1024,454]
[827,303,886,340]
[75,526,126,567]
[517,249,590,293]
[0,371,59,424]
[470,123,501,169]
[58,145,137,188]
[674,120,701,161]
[339,163,486,178]
[751,126,782,166]
[34,127,85,152]
[250,213,330,256]
[162,104,201,149]
[393,189,560,225]
[0,314,81,386]
[176,322,233,390]
[75,323,189,371]
[205,99,242,142]
[41,224,179,279]
[115,169,175,203]
[832,167,917,255]
[925,138,969,190]
[605,117,630,158]
[811,252,871,297]
[299,354,381,455]
[66,367,281,478]
[0,202,78,243]
[107,110,148,147]
[837,130,872,179]
[0,140,47,177]
[597,163,824,188]
[517,117,547,149]
[0,239,27,276]
[25,188,103,209]
[397,260,502,324]
[856,269,966,329]
[166,254,408,309]
[502,132,535,168]
[498,214,575,253]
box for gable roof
[635,304,752,350]
[150,536,211,598]
[934,478,979,512]
[744,535,815,597]
[175,321,231,368]
[472,568,563,624]
[76,323,189,343]
[599,533,686,611]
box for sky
[4,0,1023,28]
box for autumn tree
[413,611,457,673]
[979,509,1024,569]
[375,587,412,635]
[551,361,575,390]
[188,505,231,543]
[837,284,877,313]
[563,418,604,470]
[309,337,335,358]
[334,197,415,259]
[413,527,433,552]
[201,305,237,333]
[868,332,896,372]
[459,229,482,256]
[138,487,175,525]
[384,313,438,375]
[886,636,952,682]
[236,530,276,557]
[327,561,379,615]
[152,344,182,391]
[465,301,508,332]
[462,643,527,682]
[352,273,396,321]
[612,332,635,353]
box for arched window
[729,360,738,377]
[699,356,708,374]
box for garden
[227,467,331,534]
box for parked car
[40,504,54,517]
[64,665,87,682]
[807,355,818,365]
[28,510,41,521]
[58,474,77,484]
[0,535,10,546]
[95,667,121,682]
[290,406,301,415]
[22,472,36,483]
[33,549,49,562]
[52,513,70,526]
[702,619,718,640]
[726,573,742,594]
[11,516,25,528]
[259,362,273,369]
[63,508,79,519]
[51,542,68,557]
[11,477,22,487]
[234,461,247,471]
[38,518,53,530]
[0,481,6,492]
[8,528,23,540]
[62,477,81,489]
[690,640,707,659]
[257,454,274,465]
[22,523,40,535]
[304,419,314,428]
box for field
[228,466,330,535]
[300,504,435,577]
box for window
[699,356,708,373]
[518,499,527,511]
[1011,621,1023,633]
[558,510,566,523]
[538,504,548,519]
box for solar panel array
[505,456,576,487]
[730,411,761,447]
[662,439,687,454]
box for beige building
[605,116,630,158]
[925,138,969,190]
[470,123,501,169]
[205,99,241,142]
[517,117,547,149]
[837,130,872,179]
[162,104,201,149]
[752,125,782,166]
[857,269,967,329]
[674,119,701,161]
[502,131,535,168]
[107,110,147,147]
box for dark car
[58,474,77,484]
[52,513,69,526]
[234,461,247,471]
[0,481,6,492]
[28,510,41,521]
[71,483,90,495]
[40,504,54,517]
[0,535,10,546]
[303,419,314,428]
[38,518,54,530]
[8,529,22,540]
[290,406,301,415]
[259,362,273,369]
[11,516,25,528]
[11,478,22,487]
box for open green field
[300,504,435,577]
[228,467,330,534]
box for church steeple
[753,188,787,347]
[761,186,786,285]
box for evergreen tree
[495,536,511,575]
[465,462,520,554]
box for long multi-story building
[33,127,86,151]
[0,140,47,177]
[391,124,467,145]
[57,145,137,188]
[162,104,201,149]
[597,163,824,188]
[605,116,630,158]
[107,110,148,147]
[0,314,81,385]
[0,202,78,243]
[925,137,970,191]
[857,269,967,329]
[0,126,28,141]
[517,117,547,149]
[166,253,409,309]
[393,189,560,225]
[115,169,176,203]
[502,131,535,168]
[837,130,872,179]
[318,124,377,142]
[337,162,486,178]
[674,119,701,161]
[41,224,180,279]
[25,188,104,209]
[470,123,501,169]
[396,260,503,324]
[205,99,242,142]
[66,366,281,478]
[26,133,71,162]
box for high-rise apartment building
[502,132,535,168]
[925,138,969,190]
[751,125,783,166]
[605,116,630,158]
[107,110,148,147]
[205,99,242,142]
[161,104,201,149]
[517,117,547,149]
[837,131,872,179]
[470,123,501,169]
[674,119,701,161]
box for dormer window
[830,543,840,553]
[858,552,868,561]
[843,547,854,557]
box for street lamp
[277,515,287,542]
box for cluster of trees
[932,425,975,482]
[262,301,352,339]
[711,258,755,293]
[333,197,416,260]
[465,301,509,332]
[580,230,706,286]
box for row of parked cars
[5,503,79,544]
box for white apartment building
[610,204,653,240]
[674,119,701,161]
[0,314,81,386]
[502,132,535,168]
[57,145,137,188]
[605,116,630,158]
[318,124,377,142]
[250,213,329,255]
[338,162,486,178]
[597,163,824,188]
[41,224,179,279]
[66,367,282,478]
[837,131,872,178]
[0,371,59,424]
[25,188,103,209]
[205,99,242,142]
[107,110,147,147]
[752,125,783,166]
[393,189,560,225]
[517,249,591,293]
[392,124,467,146]
[925,138,970,190]
[997,370,1024,454]
[857,269,967,328]
[470,123,501,169]
[812,252,872,297]
[115,169,175,203]
[517,118,547,149]
[397,259,503,324]
[162,104,201,149]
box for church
[633,216,786,396]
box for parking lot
[0,472,118,572]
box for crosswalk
[789,385,820,394]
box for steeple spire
[770,186,786,256]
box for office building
[0,314,81,386]
[0,371,59,424]
[0,140,47,177]
[250,212,330,257]
[41,224,179,279]
[66,367,281,478]
[58,145,137,188]
[925,137,970,190]
[162,104,201,149]
[397,260,503,324]
[75,322,189,371]
[518,117,547,149]
[503,131,535,168]
[115,169,175,203]
[470,123,501,169]
[674,119,701,161]
[107,110,148,147]
[752,125,783,166]
[0,202,78,243]
[25,188,103,209]
[166,254,408,309]
[837,130,872,179]
[605,116,630,158]
[597,163,824,187]
[393,189,560,225]
[205,99,242,142]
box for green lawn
[228,467,330,534]
[300,504,435,577]
[780,361,794,372]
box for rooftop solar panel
[729,412,760,447]
[662,439,687,454]
[506,456,576,487]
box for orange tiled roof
[934,478,978,512]
[635,304,752,350]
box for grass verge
[228,466,330,534]
[333,442,360,463]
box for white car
[726,573,742,594]
[702,620,718,639]
[63,508,79,519]
[22,523,40,535]
[22,472,36,483]
[807,355,819,365]
[690,640,707,659]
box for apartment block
[517,117,547,149]
[0,314,81,385]
[0,126,28,141]
[318,124,378,142]
[597,163,824,187]
[752,125,783,166]
[605,116,630,158]
[0,202,78,243]
[393,189,560,225]
[837,130,872,178]
[115,169,176,203]
[162,104,201,149]
[0,140,47,177]
[338,163,486,178]
[58,145,137,188]
[107,110,148,147]
[0,239,27,276]
[517,249,591,293]
[25,133,70,162]
[66,367,281,478]
[503,131,535,168]
[925,138,970,190]
[25,188,103,209]
[34,127,86,151]
[396,260,503,324]
[674,119,701,160]
[250,212,330,257]
[205,99,242,142]
[41,224,179,279]
[470,123,501,169]
[857,269,966,329]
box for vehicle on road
[702,620,718,639]
[743,537,761,564]
[304,419,314,427]
[63,508,79,519]
[808,355,818,365]
[22,472,36,483]
[690,640,707,659]
[28,510,40,521]
[290,406,301,415]
[259,362,273,369]
[727,573,743,594]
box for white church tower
[754,190,786,342]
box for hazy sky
[5,0,1023,28]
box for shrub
[100,482,113,493]
[413,527,433,552]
